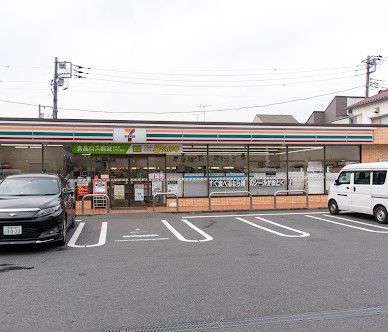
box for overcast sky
[1,0,388,123]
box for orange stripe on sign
[0,126,34,130]
[34,126,113,132]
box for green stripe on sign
[347,135,373,139]
[285,135,317,139]
[218,134,251,138]
[252,135,284,138]
[74,132,112,137]
[33,132,73,136]
[0,131,33,135]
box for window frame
[337,171,352,185]
[354,171,371,185]
[373,170,387,186]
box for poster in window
[134,184,144,201]
[167,180,178,195]
[93,179,107,194]
[114,184,125,200]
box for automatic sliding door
[110,156,129,208]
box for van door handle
[353,187,356,192]
[346,186,350,189]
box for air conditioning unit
[374,107,380,114]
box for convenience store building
[0,117,386,211]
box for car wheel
[57,216,67,246]
[374,206,388,224]
[328,200,339,215]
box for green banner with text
[71,143,130,155]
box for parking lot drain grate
[105,304,388,331]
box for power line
[83,69,361,84]
[84,73,364,88]
[0,85,363,116]
[84,63,363,77]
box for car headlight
[35,205,62,218]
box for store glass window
[166,145,207,197]
[208,145,248,193]
[249,146,287,195]
[325,146,360,192]
[43,144,74,176]
[0,143,43,178]
[288,146,324,194]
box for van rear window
[373,171,387,185]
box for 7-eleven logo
[125,128,135,142]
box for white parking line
[236,217,310,238]
[325,215,388,230]
[161,219,213,243]
[305,215,388,233]
[115,238,170,242]
[67,222,108,248]
[183,211,326,219]
[123,234,159,238]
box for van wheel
[374,206,388,224]
[328,200,339,215]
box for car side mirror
[334,179,340,186]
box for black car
[0,174,76,246]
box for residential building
[348,89,388,124]
[306,96,364,124]
[253,114,299,124]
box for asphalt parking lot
[2,209,388,331]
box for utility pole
[52,57,58,119]
[362,55,383,98]
[196,104,212,122]
[51,57,73,119]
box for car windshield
[0,177,60,196]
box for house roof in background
[349,89,388,109]
[253,114,299,124]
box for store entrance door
[129,155,166,207]
[129,156,150,207]
[110,156,130,208]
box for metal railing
[153,192,179,211]
[274,190,309,209]
[81,194,110,214]
[209,190,252,210]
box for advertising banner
[72,143,182,155]
[77,180,89,198]
[93,179,107,194]
[209,178,246,187]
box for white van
[328,162,388,223]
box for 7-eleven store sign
[113,128,146,143]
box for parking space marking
[325,215,388,230]
[123,234,159,238]
[236,217,310,238]
[161,219,213,243]
[115,238,170,242]
[67,222,108,248]
[184,211,326,219]
[305,215,388,233]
